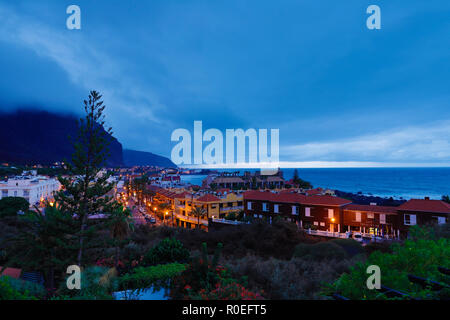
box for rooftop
[343,204,398,214]
[398,199,450,214]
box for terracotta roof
[156,189,179,199]
[344,204,398,214]
[0,267,21,279]
[244,191,351,206]
[174,191,192,199]
[301,195,352,206]
[197,194,220,202]
[213,177,244,183]
[398,199,450,214]
[306,188,323,195]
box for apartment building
[244,190,351,232]
[244,190,450,239]
[343,204,399,238]
[396,198,450,234]
[174,191,244,229]
[0,175,61,206]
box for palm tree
[3,205,76,292]
[158,202,171,224]
[191,206,206,229]
[110,207,133,269]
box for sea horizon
[180,167,450,201]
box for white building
[0,175,61,206]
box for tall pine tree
[54,91,123,266]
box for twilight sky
[0,1,449,167]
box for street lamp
[163,211,169,224]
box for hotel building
[0,175,61,206]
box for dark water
[283,168,450,200]
[181,168,450,200]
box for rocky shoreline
[334,190,407,207]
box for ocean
[180,168,450,200]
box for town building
[343,204,399,238]
[243,190,450,239]
[244,190,351,232]
[396,198,450,234]
[203,170,285,190]
[174,191,244,229]
[0,174,61,206]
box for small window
[274,204,279,213]
[313,221,318,226]
[305,207,311,217]
[247,202,252,210]
[320,222,325,227]
[380,214,386,224]
[355,212,361,222]
[404,214,416,226]
[328,209,334,218]
[262,203,268,212]
[367,213,374,219]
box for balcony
[175,213,208,226]
[306,229,349,239]
[220,206,242,212]
[211,218,247,225]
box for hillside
[0,109,123,167]
[123,149,176,168]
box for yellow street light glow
[331,218,335,222]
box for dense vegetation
[1,92,448,300]
[325,224,450,300]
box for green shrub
[293,241,348,261]
[329,239,364,257]
[227,255,355,299]
[0,276,38,300]
[143,238,190,266]
[225,212,237,220]
[6,276,45,298]
[325,229,450,300]
[0,197,29,217]
[119,263,186,291]
[57,266,117,300]
[364,241,393,255]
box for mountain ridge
[123,149,176,167]
[0,109,174,168]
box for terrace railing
[211,217,247,225]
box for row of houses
[244,190,450,238]
[202,170,285,189]
[145,185,244,229]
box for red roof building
[197,194,221,202]
[0,267,22,279]
[398,199,450,214]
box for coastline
[179,167,450,201]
